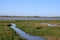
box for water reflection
[10,23,45,40]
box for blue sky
[0,0,60,16]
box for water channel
[10,23,45,40]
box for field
[0,20,60,40]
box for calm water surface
[0,18,60,20]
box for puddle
[41,23,60,26]
[10,23,45,40]
[47,24,58,26]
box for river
[0,18,60,20]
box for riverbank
[0,20,60,40]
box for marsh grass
[0,20,60,40]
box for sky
[0,0,60,16]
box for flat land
[0,20,60,40]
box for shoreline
[0,16,60,18]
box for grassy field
[0,20,60,40]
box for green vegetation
[0,20,60,40]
